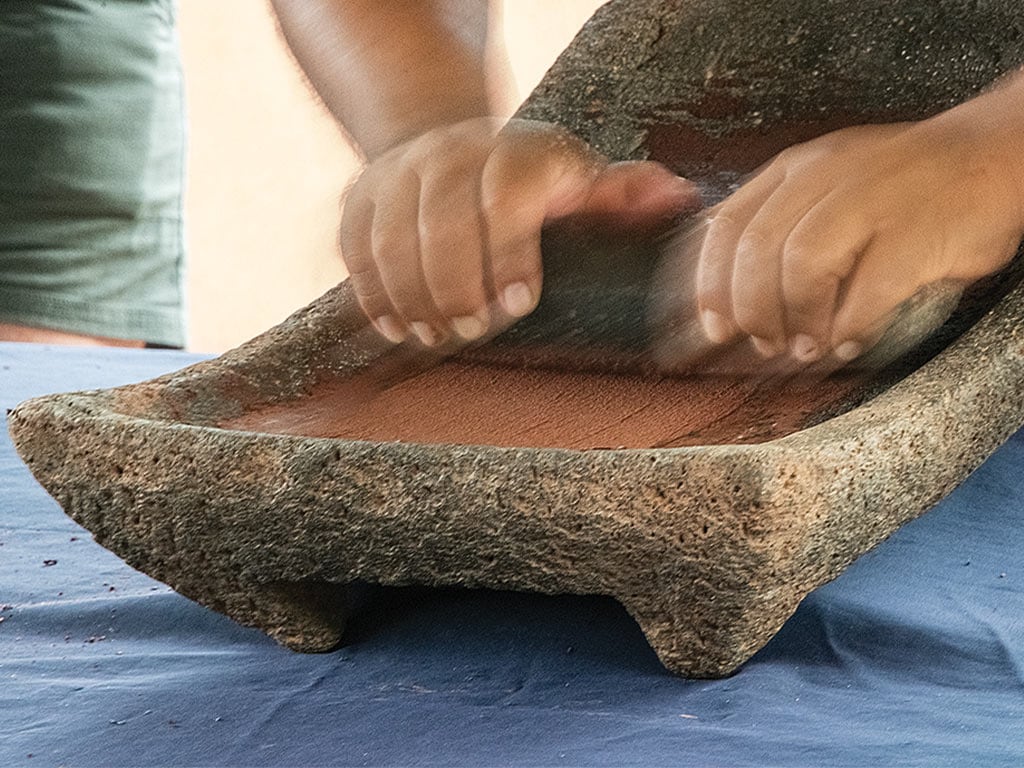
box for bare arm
[269,0,507,160]
[269,0,698,346]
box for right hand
[340,117,701,346]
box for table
[2,342,1022,766]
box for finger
[730,180,824,357]
[732,166,862,360]
[418,154,491,341]
[649,222,710,368]
[371,169,447,347]
[576,161,702,230]
[839,279,964,370]
[480,130,602,318]
[694,211,742,344]
[694,164,786,347]
[340,181,407,343]
[732,222,786,358]
[781,195,874,361]
[829,243,923,359]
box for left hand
[341,118,700,346]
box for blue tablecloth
[2,341,1023,767]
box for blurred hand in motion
[269,0,699,348]
[669,78,1024,366]
[342,117,700,346]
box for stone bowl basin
[9,259,1024,677]
[10,0,1024,677]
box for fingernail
[834,340,863,362]
[374,315,406,344]
[654,175,697,202]
[501,282,535,318]
[450,312,488,342]
[700,309,733,344]
[410,321,440,347]
[790,334,821,363]
[751,336,782,358]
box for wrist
[934,71,1024,224]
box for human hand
[340,117,701,346]
[675,118,1024,365]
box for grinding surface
[8,0,1024,677]
[224,361,867,449]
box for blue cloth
[2,342,1023,767]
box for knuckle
[344,258,377,282]
[780,239,816,269]
[701,226,740,264]
[420,216,476,254]
[775,144,801,164]
[736,228,771,259]
[705,214,737,242]
[479,171,518,221]
[399,139,433,168]
[341,241,377,275]
[424,160,479,200]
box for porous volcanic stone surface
[9,0,1024,677]
[520,0,1024,187]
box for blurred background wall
[179,0,604,352]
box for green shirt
[0,0,186,346]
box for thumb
[573,161,703,230]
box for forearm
[927,66,1024,219]
[270,0,509,160]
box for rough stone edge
[8,275,1024,676]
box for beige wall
[179,0,603,352]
